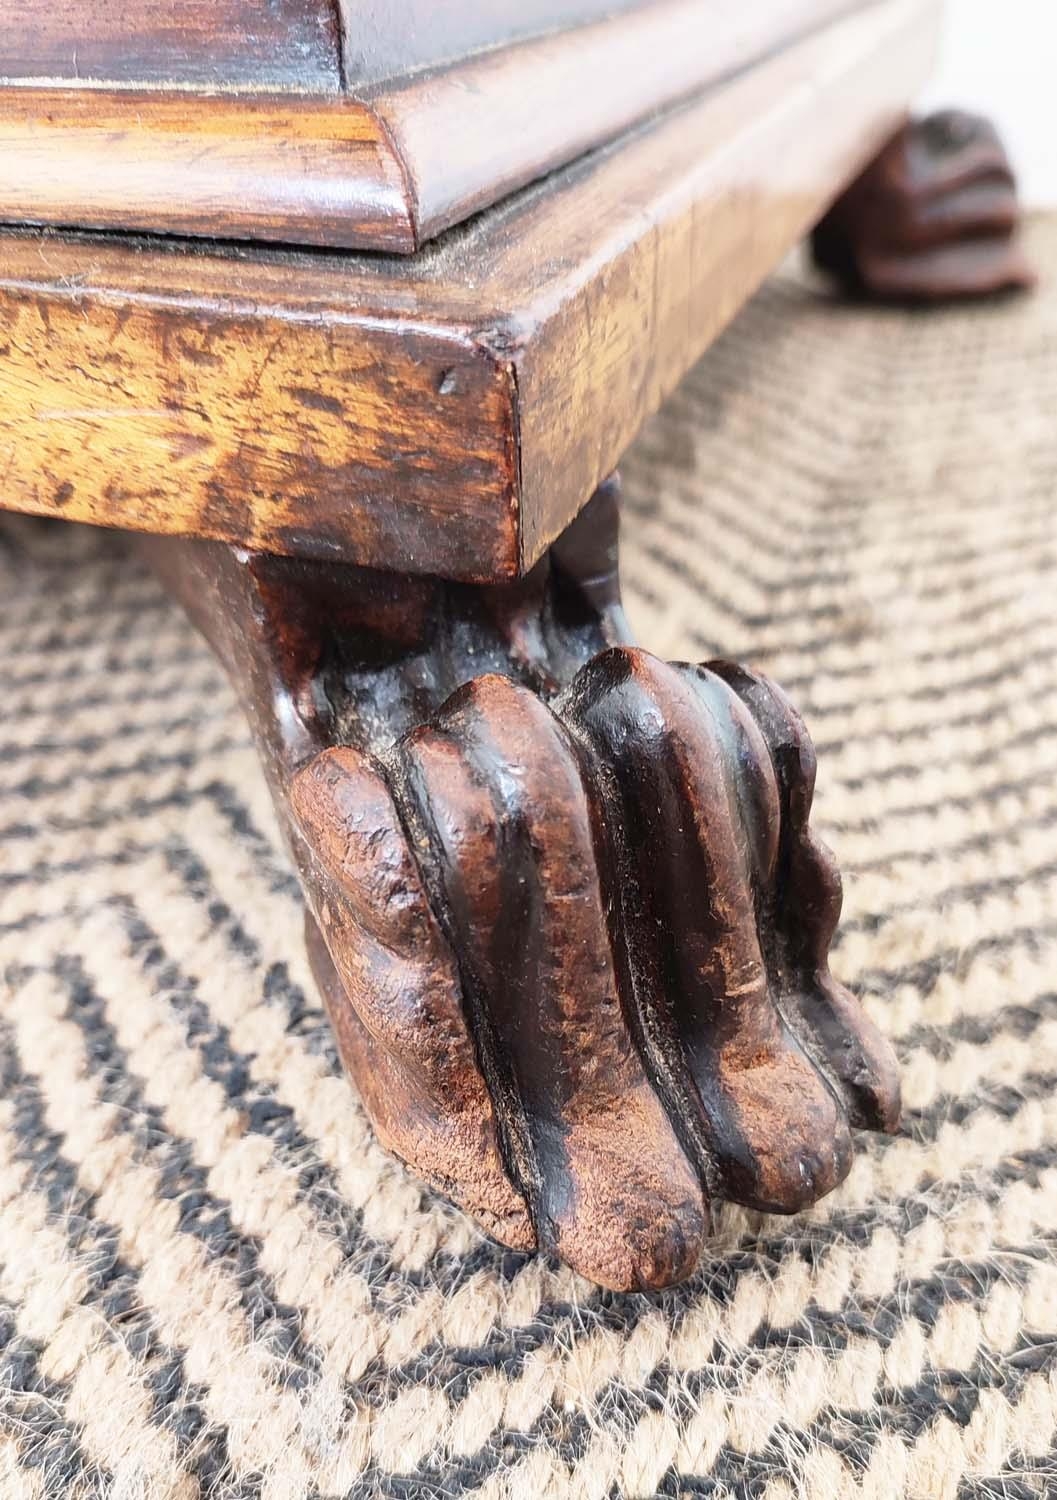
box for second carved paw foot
[813,110,1035,301]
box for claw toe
[289,644,897,1280]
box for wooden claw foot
[144,479,899,1290]
[812,110,1035,301]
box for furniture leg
[812,110,1035,300]
[143,478,900,1291]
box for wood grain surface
[0,92,416,251]
[0,0,868,252]
[0,0,343,91]
[371,0,863,246]
[0,0,652,90]
[0,286,519,575]
[0,0,939,579]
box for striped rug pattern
[1,220,1055,1499]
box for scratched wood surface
[0,93,416,252]
[0,0,939,580]
[0,0,653,89]
[0,294,518,576]
[0,0,864,252]
[0,0,343,91]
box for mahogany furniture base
[142,480,901,1291]
[135,100,1033,1287]
[0,0,1032,1290]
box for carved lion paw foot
[145,480,900,1289]
[293,649,900,1290]
[812,110,1035,302]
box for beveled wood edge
[512,0,942,566]
[0,0,873,253]
[0,91,419,253]
[370,0,867,247]
[0,0,939,580]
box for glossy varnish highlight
[0,0,881,251]
[0,1,940,578]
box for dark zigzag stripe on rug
[10,943,1057,1343]
[0,1304,111,1500]
[4,882,1049,1398]
[632,530,1056,643]
[0,1025,237,1496]
[28,930,1057,1402]
[49,953,327,1392]
[635,511,1057,628]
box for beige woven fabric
[1,219,1056,1500]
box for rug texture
[1,220,1055,1500]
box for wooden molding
[0,92,417,252]
[0,0,940,578]
[0,0,879,252]
[370,0,868,247]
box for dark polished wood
[367,0,865,248]
[143,480,901,1290]
[0,0,343,90]
[812,110,1036,301]
[338,0,644,84]
[0,93,416,251]
[0,0,939,580]
[0,0,899,252]
[0,0,647,88]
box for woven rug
[1,218,1055,1500]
